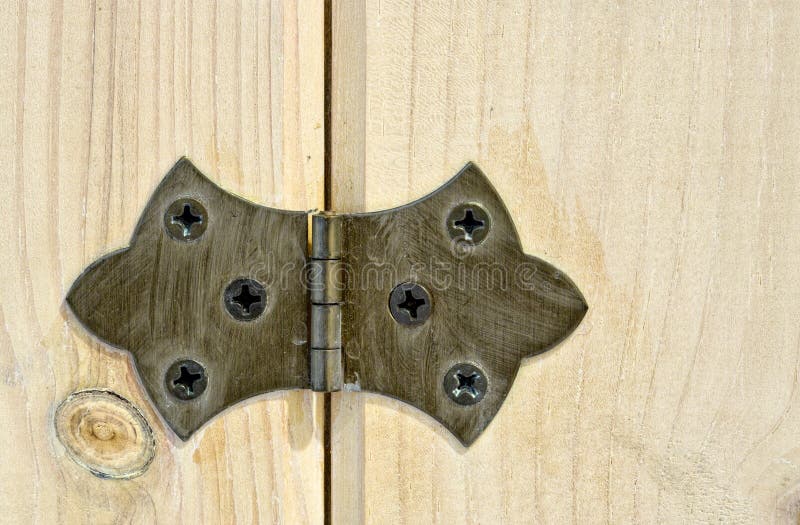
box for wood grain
[55,390,156,480]
[0,1,324,523]
[329,0,367,521]
[330,1,800,523]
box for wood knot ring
[55,390,156,479]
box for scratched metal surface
[340,163,587,445]
[67,159,310,439]
[68,160,586,445]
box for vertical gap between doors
[323,1,333,524]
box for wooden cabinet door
[0,2,324,523]
[4,1,800,524]
[329,1,800,524]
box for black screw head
[165,198,208,241]
[166,359,208,400]
[224,278,267,321]
[447,203,491,245]
[443,363,487,405]
[389,282,432,326]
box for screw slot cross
[389,282,432,325]
[173,364,203,395]
[452,369,481,399]
[224,278,267,321]
[232,284,262,314]
[171,203,203,238]
[398,289,426,320]
[453,208,485,239]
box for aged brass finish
[339,163,587,445]
[67,159,309,439]
[68,158,587,445]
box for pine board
[0,1,324,523]
[330,1,800,523]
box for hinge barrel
[309,213,344,392]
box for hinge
[67,158,587,446]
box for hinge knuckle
[311,213,342,259]
[309,213,344,392]
[310,304,342,349]
[308,260,343,304]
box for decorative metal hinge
[67,158,587,445]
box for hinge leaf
[338,162,587,445]
[67,159,310,439]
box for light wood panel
[0,1,324,523]
[331,1,800,523]
[329,0,367,521]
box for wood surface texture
[0,1,324,523]
[329,0,367,521]
[4,0,800,523]
[330,1,800,524]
